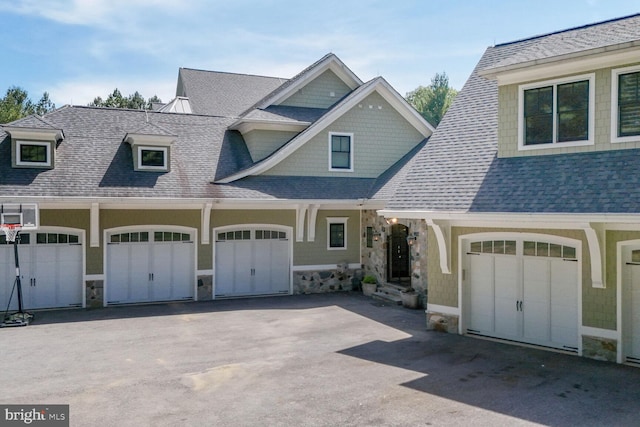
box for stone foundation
[293,265,363,294]
[582,335,617,362]
[426,311,459,334]
[86,280,103,308]
[197,275,213,301]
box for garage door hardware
[515,300,523,311]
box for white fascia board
[124,133,175,146]
[230,120,310,134]
[3,126,64,141]
[480,44,640,85]
[258,55,363,109]
[218,79,433,184]
[378,209,640,225]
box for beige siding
[264,91,424,178]
[294,210,360,265]
[498,62,640,158]
[244,130,298,162]
[427,226,616,330]
[280,70,350,109]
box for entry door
[623,247,640,363]
[388,224,410,282]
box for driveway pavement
[1,293,640,426]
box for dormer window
[138,146,167,170]
[16,140,52,167]
[123,123,175,172]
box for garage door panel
[107,244,130,303]
[269,240,290,294]
[151,244,172,301]
[523,259,550,342]
[129,244,150,302]
[170,243,194,299]
[494,256,519,337]
[0,246,19,312]
[469,255,494,332]
[215,241,236,296]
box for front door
[388,224,410,283]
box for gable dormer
[123,122,176,172]
[3,115,64,169]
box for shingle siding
[244,130,298,162]
[264,91,424,178]
[280,69,351,109]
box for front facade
[383,14,640,364]
[0,54,433,310]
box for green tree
[406,72,458,127]
[34,92,56,116]
[0,86,56,124]
[89,89,161,110]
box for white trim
[202,203,212,245]
[517,73,595,151]
[611,64,640,144]
[103,225,198,307]
[426,303,460,317]
[229,120,310,134]
[137,146,168,171]
[295,205,307,242]
[217,78,433,184]
[292,263,360,271]
[85,274,104,281]
[197,269,214,276]
[307,205,319,242]
[426,219,451,274]
[582,224,605,288]
[326,217,348,250]
[328,132,354,172]
[90,202,100,248]
[15,140,52,167]
[581,326,619,341]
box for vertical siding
[244,130,298,162]
[280,70,351,109]
[264,91,424,178]
[498,62,640,158]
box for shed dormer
[123,122,176,172]
[3,115,64,169]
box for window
[519,74,594,150]
[16,140,51,167]
[366,226,373,248]
[612,65,640,142]
[137,146,168,171]
[329,133,353,171]
[326,217,348,250]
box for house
[381,13,640,364]
[0,54,433,311]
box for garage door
[106,229,195,305]
[215,227,290,297]
[464,237,579,352]
[622,246,640,364]
[0,230,83,311]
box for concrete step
[372,290,402,305]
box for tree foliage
[0,86,56,124]
[89,89,162,110]
[406,72,458,127]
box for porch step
[372,284,405,305]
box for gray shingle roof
[126,121,176,137]
[177,68,286,117]
[389,14,640,214]
[4,114,61,130]
[242,105,327,123]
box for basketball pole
[1,229,33,327]
[13,232,25,315]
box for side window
[326,217,348,250]
[612,66,640,143]
[329,133,353,172]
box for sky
[0,0,638,108]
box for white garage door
[0,231,83,311]
[106,229,195,305]
[464,237,579,352]
[622,246,640,364]
[215,227,290,297]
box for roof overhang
[3,126,64,142]
[123,133,175,146]
[229,119,310,134]
[480,42,640,85]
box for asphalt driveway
[1,293,640,426]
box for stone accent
[197,275,213,301]
[426,311,459,334]
[582,335,617,363]
[293,264,363,294]
[86,280,103,308]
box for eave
[3,126,64,142]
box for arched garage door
[463,235,580,352]
[106,228,195,305]
[0,229,83,310]
[215,226,291,298]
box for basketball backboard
[0,203,39,230]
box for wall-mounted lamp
[372,232,382,242]
[406,232,419,246]
[385,218,398,225]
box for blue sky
[0,0,638,107]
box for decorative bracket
[582,223,605,288]
[426,219,451,274]
[296,205,307,242]
[307,205,319,242]
[202,202,213,245]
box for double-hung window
[329,132,353,172]
[612,65,640,143]
[519,74,594,150]
[327,217,348,250]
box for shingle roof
[4,114,61,130]
[241,106,327,124]
[125,121,176,137]
[177,68,286,117]
[389,14,640,214]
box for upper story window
[612,65,640,143]
[327,217,348,250]
[329,132,353,172]
[138,146,167,170]
[519,74,594,150]
[16,140,52,168]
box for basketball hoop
[1,224,21,243]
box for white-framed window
[137,146,168,171]
[611,65,640,143]
[326,217,348,250]
[518,73,595,150]
[16,140,51,167]
[328,132,354,172]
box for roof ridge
[495,12,640,47]
[179,67,287,81]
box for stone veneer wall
[86,280,103,308]
[197,275,213,301]
[582,336,617,363]
[293,264,363,294]
[360,210,428,304]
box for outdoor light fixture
[406,232,419,246]
[372,231,382,241]
[385,217,398,225]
